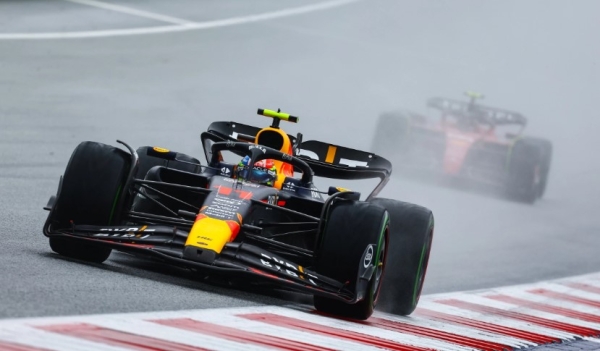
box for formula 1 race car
[371,92,553,203]
[43,109,434,320]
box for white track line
[64,0,195,25]
[0,0,361,40]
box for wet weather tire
[534,139,552,199]
[314,200,389,320]
[506,138,545,204]
[369,198,434,316]
[47,141,131,263]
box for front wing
[44,224,358,303]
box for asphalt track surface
[1,0,599,320]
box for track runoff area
[1,273,600,351]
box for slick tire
[369,198,434,316]
[48,141,131,263]
[134,146,201,180]
[506,138,545,204]
[314,201,389,320]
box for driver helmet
[236,156,278,186]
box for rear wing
[201,121,392,199]
[427,97,527,126]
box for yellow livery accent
[257,108,299,123]
[255,126,295,190]
[185,217,232,254]
[153,146,170,153]
[325,145,337,163]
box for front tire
[46,141,131,263]
[369,198,434,316]
[314,200,389,320]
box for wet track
[1,0,600,321]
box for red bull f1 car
[43,109,434,320]
[372,92,553,203]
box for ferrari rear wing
[427,97,527,126]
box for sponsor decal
[281,153,293,161]
[282,182,296,191]
[311,188,321,199]
[98,227,155,232]
[203,195,245,220]
[226,140,236,148]
[152,146,169,153]
[249,145,267,154]
[364,245,374,268]
[339,158,369,168]
[259,253,317,285]
[220,167,231,176]
[92,226,154,239]
[221,177,260,188]
[93,233,151,239]
[296,148,319,160]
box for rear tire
[506,138,545,204]
[314,200,389,320]
[369,198,434,316]
[47,141,131,263]
[533,139,552,199]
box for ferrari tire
[369,198,434,316]
[506,138,545,204]
[533,139,552,199]
[314,200,389,320]
[48,141,131,263]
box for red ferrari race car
[371,92,553,203]
[43,109,434,320]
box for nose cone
[183,215,240,263]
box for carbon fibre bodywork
[43,120,396,305]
